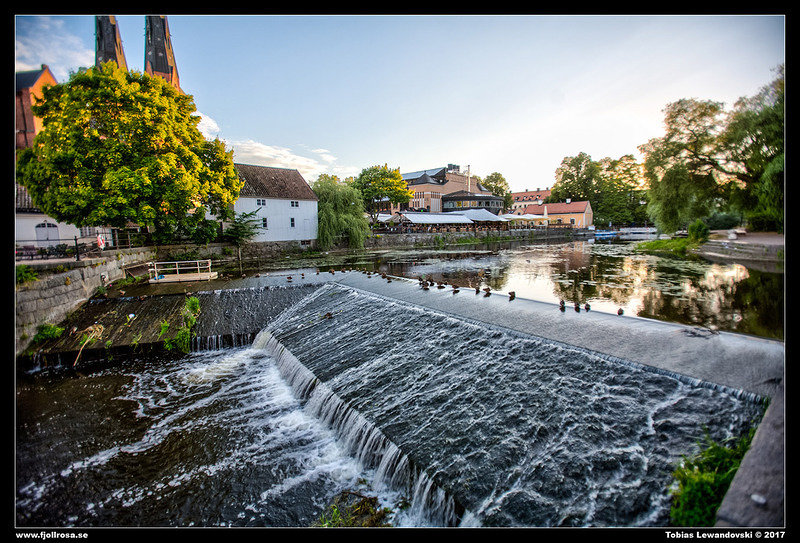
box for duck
[584,303,591,312]
[617,308,624,316]
[509,291,515,301]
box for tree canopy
[481,172,513,210]
[348,164,412,222]
[548,152,648,227]
[16,62,242,243]
[639,65,784,232]
[313,174,370,250]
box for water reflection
[318,240,782,340]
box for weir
[19,270,784,527]
[235,273,779,527]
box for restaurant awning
[396,212,474,225]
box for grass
[314,492,393,527]
[669,427,757,527]
[635,238,700,257]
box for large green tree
[548,152,648,227]
[313,174,370,250]
[481,172,513,210]
[638,65,784,232]
[348,164,412,222]
[16,62,242,243]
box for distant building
[509,187,552,213]
[399,165,494,213]
[231,164,318,244]
[15,65,86,247]
[95,15,128,70]
[145,15,181,93]
[518,200,593,227]
[15,64,56,150]
[442,190,504,215]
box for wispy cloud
[223,139,359,182]
[15,16,94,81]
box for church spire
[144,15,181,93]
[95,15,128,71]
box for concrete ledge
[716,382,785,527]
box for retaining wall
[15,247,157,355]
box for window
[570,218,575,225]
[290,218,295,227]
[256,199,266,206]
[262,218,268,228]
[290,201,299,207]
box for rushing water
[16,348,419,527]
[16,239,779,528]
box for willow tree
[313,174,370,250]
[639,66,784,232]
[15,62,242,243]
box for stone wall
[15,247,157,355]
[363,227,582,249]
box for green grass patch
[635,238,699,257]
[669,428,756,527]
[31,323,64,345]
[314,492,392,527]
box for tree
[348,164,412,223]
[721,65,784,230]
[481,172,513,210]
[15,62,242,244]
[639,66,784,232]
[548,152,648,227]
[548,153,600,203]
[313,174,370,250]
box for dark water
[16,349,411,527]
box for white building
[231,163,318,244]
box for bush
[670,429,755,526]
[688,219,710,243]
[746,211,783,232]
[16,265,38,285]
[704,212,742,230]
[31,323,64,344]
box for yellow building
[518,200,593,227]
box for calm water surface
[319,239,783,340]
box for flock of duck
[284,268,626,316]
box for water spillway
[249,276,772,526]
[16,271,781,527]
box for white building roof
[397,212,474,224]
[446,209,508,222]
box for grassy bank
[635,238,702,257]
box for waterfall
[252,328,469,527]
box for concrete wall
[15,247,157,355]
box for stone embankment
[15,247,157,355]
[692,232,784,270]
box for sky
[15,14,785,193]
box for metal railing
[148,259,214,280]
[15,236,102,261]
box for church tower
[144,15,181,93]
[95,15,128,71]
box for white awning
[397,212,474,224]
[446,209,508,222]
